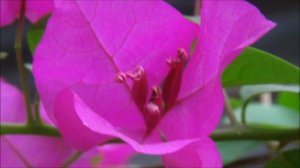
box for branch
[210,127,299,141]
[0,124,60,137]
[1,124,298,142]
[14,0,34,124]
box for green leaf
[232,103,299,129]
[240,84,299,100]
[229,98,242,109]
[277,92,299,113]
[27,15,50,54]
[217,141,261,165]
[222,47,300,87]
[265,148,299,168]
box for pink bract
[72,144,136,168]
[0,0,53,27]
[0,78,73,167]
[0,78,137,167]
[34,0,198,152]
[33,0,275,167]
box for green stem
[2,124,298,142]
[211,127,299,141]
[34,93,41,123]
[223,89,239,127]
[0,124,60,137]
[241,98,252,126]
[15,0,34,124]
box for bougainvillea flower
[0,78,137,167]
[33,0,275,167]
[34,0,198,152]
[0,0,53,27]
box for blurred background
[0,0,299,167]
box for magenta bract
[0,78,73,167]
[0,78,136,167]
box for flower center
[116,48,188,134]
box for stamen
[115,72,127,82]
[131,66,148,112]
[166,48,188,67]
[126,66,145,81]
[162,48,188,111]
[178,48,188,61]
[115,66,148,112]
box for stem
[1,124,298,142]
[60,151,83,168]
[0,124,60,137]
[34,93,41,123]
[241,98,252,126]
[211,127,299,141]
[15,0,34,124]
[223,89,239,127]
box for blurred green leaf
[230,103,299,129]
[222,47,300,87]
[265,148,299,168]
[240,85,299,100]
[229,98,242,109]
[217,141,261,165]
[27,15,50,54]
[277,92,299,113]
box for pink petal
[1,136,74,168]
[0,78,26,123]
[158,78,224,139]
[0,79,75,167]
[39,102,54,125]
[162,138,222,168]
[0,0,20,27]
[180,0,275,98]
[99,144,136,167]
[0,138,24,167]
[34,0,198,150]
[71,144,136,167]
[54,89,111,150]
[26,0,53,23]
[66,89,197,154]
[70,148,100,168]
